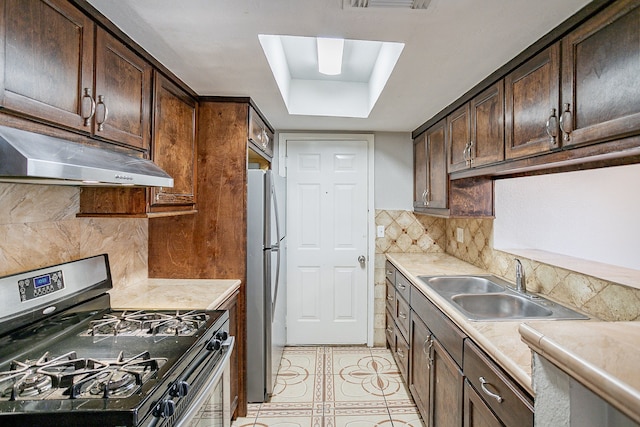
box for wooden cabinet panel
[560,0,640,148]
[0,0,94,130]
[248,107,273,158]
[385,309,395,350]
[386,280,396,315]
[464,380,504,427]
[470,81,504,167]
[395,328,410,383]
[505,44,561,159]
[448,104,471,173]
[395,295,410,341]
[427,120,448,209]
[410,315,432,425]
[94,28,152,150]
[150,73,197,209]
[431,338,464,427]
[464,340,533,427]
[413,133,428,209]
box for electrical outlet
[376,225,385,238]
[456,227,464,243]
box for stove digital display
[33,274,51,288]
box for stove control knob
[207,338,222,351]
[216,330,229,341]
[153,399,176,418]
[170,380,189,398]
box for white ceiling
[87,0,591,133]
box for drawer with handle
[464,339,533,427]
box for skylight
[259,35,404,118]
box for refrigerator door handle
[272,245,281,316]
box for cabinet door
[0,0,94,130]
[505,44,561,159]
[150,74,197,209]
[560,0,640,147]
[413,133,428,209]
[409,315,432,425]
[94,28,152,150]
[426,119,447,209]
[464,380,503,427]
[431,338,464,427]
[470,81,504,167]
[448,104,471,172]
[395,328,410,383]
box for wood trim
[412,0,616,138]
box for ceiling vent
[345,0,431,9]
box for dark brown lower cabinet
[464,380,503,427]
[431,338,464,427]
[409,315,431,421]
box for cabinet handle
[96,95,109,131]
[398,311,407,319]
[81,88,96,126]
[386,326,394,334]
[545,108,558,145]
[479,376,504,403]
[463,141,470,166]
[262,129,269,148]
[468,140,475,165]
[386,269,394,276]
[425,189,430,206]
[397,349,405,359]
[397,284,406,290]
[387,295,394,301]
[421,189,427,206]
[559,103,572,142]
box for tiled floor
[232,346,424,427]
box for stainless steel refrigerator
[247,168,286,402]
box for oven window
[187,378,223,427]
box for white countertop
[109,278,241,311]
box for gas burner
[0,352,80,400]
[83,310,208,337]
[0,351,166,401]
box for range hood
[0,125,173,187]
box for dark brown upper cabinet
[447,104,471,173]
[505,43,561,160]
[414,119,447,212]
[559,0,640,148]
[0,0,94,131]
[0,0,152,151]
[93,28,152,150]
[448,81,504,172]
[149,73,197,210]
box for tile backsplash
[376,209,639,346]
[0,183,147,288]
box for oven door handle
[175,336,235,427]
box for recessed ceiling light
[317,37,344,75]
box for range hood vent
[0,125,173,187]
[345,0,431,9]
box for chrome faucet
[515,259,526,294]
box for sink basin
[417,274,589,321]
[420,276,505,294]
[451,293,553,319]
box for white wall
[494,163,640,271]
[373,132,413,210]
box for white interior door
[285,137,370,345]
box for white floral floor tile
[245,346,422,427]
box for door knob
[358,255,366,266]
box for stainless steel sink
[417,275,588,321]
[419,276,505,294]
[451,293,553,319]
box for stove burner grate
[86,310,208,337]
[0,351,166,401]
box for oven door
[176,336,234,427]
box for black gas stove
[0,255,232,427]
